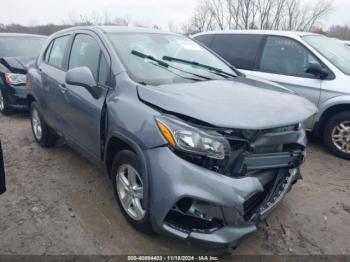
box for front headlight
[156,115,230,160]
[5,73,27,85]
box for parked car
[193,30,350,159]
[0,140,5,195]
[27,26,316,248]
[0,33,47,115]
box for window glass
[260,36,321,77]
[0,36,46,57]
[108,33,237,86]
[194,34,214,47]
[209,34,263,70]
[69,34,102,80]
[303,35,350,75]
[48,35,70,69]
[98,54,109,85]
[44,41,53,62]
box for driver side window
[259,36,321,78]
[69,34,109,85]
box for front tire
[323,111,350,160]
[111,150,153,234]
[30,102,57,147]
[0,89,11,115]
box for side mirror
[305,63,329,79]
[66,67,101,99]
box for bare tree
[185,0,332,33]
[186,0,216,34]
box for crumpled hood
[137,77,317,130]
[0,56,35,74]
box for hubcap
[0,90,4,111]
[331,121,350,154]
[116,164,145,221]
[32,109,43,140]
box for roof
[193,30,319,38]
[53,25,179,36]
[0,33,47,38]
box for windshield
[107,33,237,85]
[303,35,350,75]
[0,36,46,58]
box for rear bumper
[146,147,301,248]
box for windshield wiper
[162,56,237,79]
[131,50,211,81]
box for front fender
[105,131,153,211]
[315,95,350,122]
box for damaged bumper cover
[146,127,306,247]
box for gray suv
[194,30,350,159]
[27,26,316,248]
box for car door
[244,35,322,108]
[61,32,110,161]
[39,35,71,133]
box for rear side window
[46,35,70,69]
[69,34,108,85]
[210,34,263,70]
[194,34,214,47]
[44,41,53,62]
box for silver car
[194,30,350,159]
[27,26,316,248]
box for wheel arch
[26,94,36,107]
[315,98,350,136]
[105,132,151,208]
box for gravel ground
[0,113,349,255]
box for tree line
[183,0,333,34]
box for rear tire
[0,89,11,115]
[30,102,57,147]
[323,111,350,160]
[111,150,153,234]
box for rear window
[209,34,263,70]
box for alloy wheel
[331,121,350,154]
[116,164,145,221]
[0,90,4,112]
[32,109,43,141]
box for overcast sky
[0,0,349,29]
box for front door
[240,35,323,129]
[61,33,111,161]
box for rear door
[39,35,71,133]
[61,32,111,161]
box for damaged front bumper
[146,127,306,247]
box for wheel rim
[116,164,145,221]
[331,121,350,154]
[32,108,43,141]
[0,90,4,111]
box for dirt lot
[0,113,349,255]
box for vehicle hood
[0,56,36,74]
[137,76,317,130]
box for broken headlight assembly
[5,73,27,85]
[156,115,230,160]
